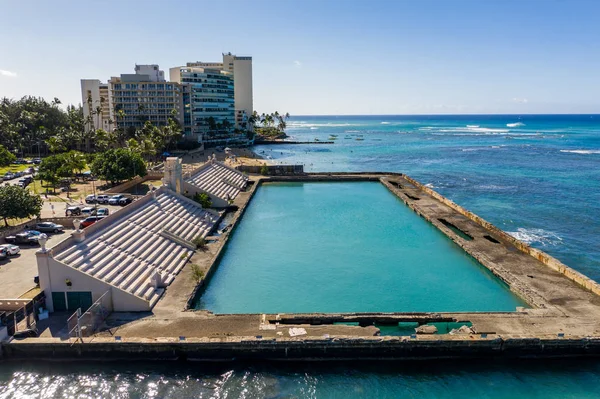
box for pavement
[0,229,73,298]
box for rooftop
[185,161,249,202]
[51,187,219,307]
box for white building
[37,158,220,313]
[81,79,113,133]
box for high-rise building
[109,73,182,130]
[81,79,113,133]
[80,54,252,148]
[172,52,253,145]
[81,65,183,133]
[169,66,235,142]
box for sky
[1,0,600,115]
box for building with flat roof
[173,53,253,145]
[81,65,183,133]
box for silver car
[35,222,64,233]
[0,244,20,256]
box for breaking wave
[560,149,600,155]
[381,122,390,124]
[466,125,479,128]
[507,122,526,127]
[507,228,562,246]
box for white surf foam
[507,228,562,246]
[310,127,318,130]
[506,122,525,127]
[381,122,390,125]
[560,149,600,155]
[466,125,479,128]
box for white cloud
[512,97,528,104]
[293,60,302,68]
[0,69,17,78]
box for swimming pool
[196,181,525,313]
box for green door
[66,292,93,312]
[52,292,67,311]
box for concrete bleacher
[52,189,219,309]
[185,161,249,202]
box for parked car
[96,195,110,204]
[35,222,64,233]
[108,194,125,205]
[17,178,31,188]
[80,216,105,228]
[5,230,44,245]
[85,194,97,204]
[0,248,7,260]
[3,172,15,181]
[32,158,42,164]
[0,244,20,256]
[82,206,95,216]
[65,206,82,216]
[95,208,110,216]
[118,195,133,206]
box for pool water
[197,182,525,313]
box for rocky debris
[415,325,438,334]
[449,325,475,335]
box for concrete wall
[5,335,600,361]
[36,251,150,313]
[237,165,304,175]
[105,172,163,194]
[402,174,600,297]
[181,181,228,208]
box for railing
[68,291,111,344]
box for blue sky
[1,0,599,114]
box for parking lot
[0,230,73,298]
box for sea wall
[4,335,600,361]
[236,164,305,175]
[401,175,600,297]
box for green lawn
[0,164,29,175]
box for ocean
[2,115,600,398]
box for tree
[0,185,42,226]
[38,153,73,193]
[0,144,16,166]
[90,148,147,184]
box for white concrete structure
[81,79,113,133]
[134,64,165,82]
[184,159,249,207]
[37,186,219,312]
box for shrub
[192,235,207,250]
[260,163,269,176]
[190,263,205,283]
[193,192,212,208]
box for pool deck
[4,172,600,361]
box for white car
[96,195,110,204]
[0,244,20,256]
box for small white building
[37,165,219,313]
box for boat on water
[355,138,364,141]
[314,138,320,142]
[328,136,338,140]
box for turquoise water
[4,115,600,397]
[198,181,524,313]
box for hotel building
[80,53,253,147]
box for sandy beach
[179,147,269,173]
